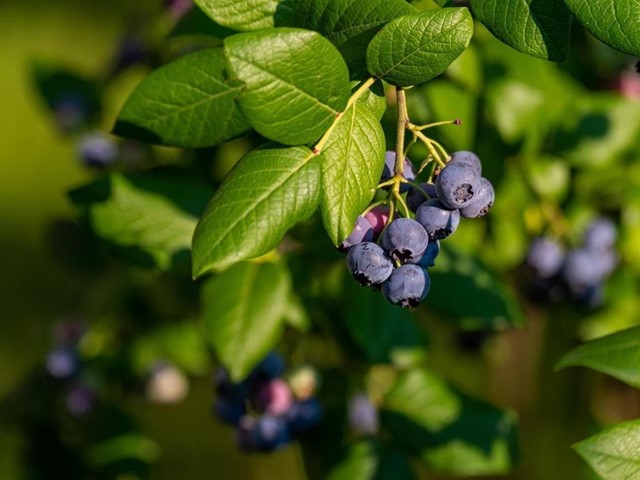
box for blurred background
[1,0,640,479]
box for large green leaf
[366,8,473,87]
[556,326,640,389]
[195,0,278,31]
[320,102,385,246]
[113,49,249,148]
[574,419,640,480]
[202,262,290,381]
[69,174,212,271]
[382,369,518,475]
[275,0,415,78]
[564,0,640,56]
[427,248,526,330]
[343,280,426,365]
[224,28,350,145]
[326,441,379,480]
[470,0,572,61]
[192,145,320,276]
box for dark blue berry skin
[236,415,291,452]
[382,264,431,308]
[53,93,88,133]
[449,151,482,176]
[45,347,79,380]
[380,151,416,193]
[286,398,323,435]
[435,162,480,210]
[407,182,437,213]
[563,248,606,296]
[78,132,119,167]
[214,397,246,426]
[250,352,286,382]
[346,242,394,286]
[348,393,378,436]
[584,218,617,251]
[380,218,429,264]
[526,237,565,279]
[415,199,460,240]
[338,216,374,252]
[460,177,494,218]
[418,240,440,268]
[214,368,248,399]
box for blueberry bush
[6,0,640,478]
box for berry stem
[412,119,462,131]
[394,87,408,180]
[411,129,446,168]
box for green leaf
[201,261,290,382]
[564,0,640,56]
[224,28,350,145]
[113,48,249,148]
[366,8,473,87]
[326,441,379,480]
[357,82,387,121]
[382,369,519,475]
[194,0,278,31]
[375,449,415,480]
[574,419,640,480]
[556,326,640,389]
[169,7,236,39]
[320,102,385,246]
[275,0,415,78]
[343,280,427,364]
[68,174,212,271]
[192,145,320,276]
[470,0,572,61]
[427,248,526,330]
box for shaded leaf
[564,0,640,56]
[470,0,572,61]
[201,262,290,381]
[169,7,236,38]
[68,174,212,271]
[194,0,278,31]
[574,419,640,480]
[192,145,320,276]
[224,28,350,145]
[321,101,385,246]
[366,8,473,87]
[556,326,640,389]
[326,441,379,480]
[113,48,249,148]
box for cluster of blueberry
[526,218,618,307]
[341,151,495,308]
[213,353,322,453]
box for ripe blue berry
[339,216,374,252]
[380,218,429,264]
[584,218,617,252]
[460,177,494,218]
[45,347,78,379]
[435,162,480,210]
[346,242,394,286]
[286,398,323,435]
[418,240,440,268]
[407,182,437,213]
[380,151,416,193]
[382,264,431,308]
[251,352,287,382]
[77,132,119,167]
[214,397,246,426]
[236,415,291,452]
[563,248,606,295]
[526,237,565,279]
[348,393,378,436]
[415,199,460,240]
[449,151,482,176]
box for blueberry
[45,347,78,379]
[213,367,247,399]
[286,398,323,435]
[381,264,431,308]
[563,248,606,296]
[348,393,378,436]
[460,177,494,218]
[526,237,565,279]
[77,132,119,167]
[346,242,394,286]
[584,218,617,252]
[339,216,374,252]
[53,93,88,133]
[449,151,482,176]
[380,151,416,193]
[236,415,291,452]
[364,205,390,238]
[214,397,246,426]
[418,240,440,268]
[415,199,460,240]
[407,182,437,213]
[65,383,95,417]
[380,218,429,264]
[435,162,480,209]
[250,352,286,382]
[253,378,294,415]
